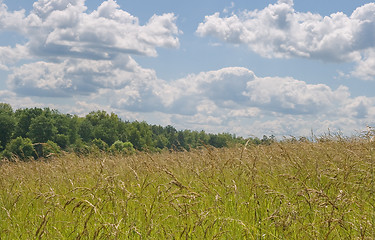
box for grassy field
[1,138,375,239]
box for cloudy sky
[1,0,375,138]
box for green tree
[84,111,121,145]
[198,130,209,145]
[67,115,79,145]
[155,135,169,149]
[164,125,178,149]
[14,107,43,138]
[128,122,154,150]
[78,119,94,142]
[0,103,16,150]
[55,134,69,149]
[177,131,186,150]
[93,118,118,146]
[28,114,57,143]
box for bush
[72,138,91,155]
[4,137,35,161]
[34,141,61,159]
[110,140,135,154]
[91,138,109,152]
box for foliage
[28,113,57,143]
[0,103,16,150]
[34,141,61,159]
[0,103,272,159]
[3,137,34,161]
[14,107,43,138]
[91,138,109,152]
[109,140,135,154]
[55,134,69,149]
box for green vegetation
[1,103,271,160]
[1,138,375,238]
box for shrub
[72,138,91,155]
[91,138,109,152]
[110,140,135,154]
[34,141,61,159]
[4,137,35,161]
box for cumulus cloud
[80,66,374,137]
[351,49,375,80]
[0,1,26,32]
[196,0,375,79]
[4,61,375,136]
[29,0,179,59]
[0,0,180,67]
[8,55,157,97]
[244,77,350,114]
[0,45,29,71]
[1,0,180,100]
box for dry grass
[1,138,375,239]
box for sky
[1,0,375,138]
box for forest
[0,103,274,160]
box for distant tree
[67,115,79,145]
[129,127,143,150]
[28,114,57,143]
[78,119,94,142]
[52,111,71,135]
[198,130,209,145]
[261,135,275,145]
[164,125,178,149]
[14,107,43,138]
[83,110,121,146]
[0,103,13,114]
[117,121,131,142]
[177,131,186,150]
[128,121,154,150]
[0,103,16,150]
[155,135,169,149]
[93,118,118,146]
[55,134,69,149]
[85,110,109,126]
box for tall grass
[1,138,375,239]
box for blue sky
[1,0,375,137]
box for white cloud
[0,90,41,109]
[244,76,350,114]
[0,1,26,32]
[74,66,373,136]
[1,0,181,106]
[3,63,375,137]
[196,1,375,80]
[351,49,375,80]
[8,55,157,97]
[0,0,180,67]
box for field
[1,138,375,239]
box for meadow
[1,137,375,239]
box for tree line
[0,103,275,160]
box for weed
[0,138,374,239]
